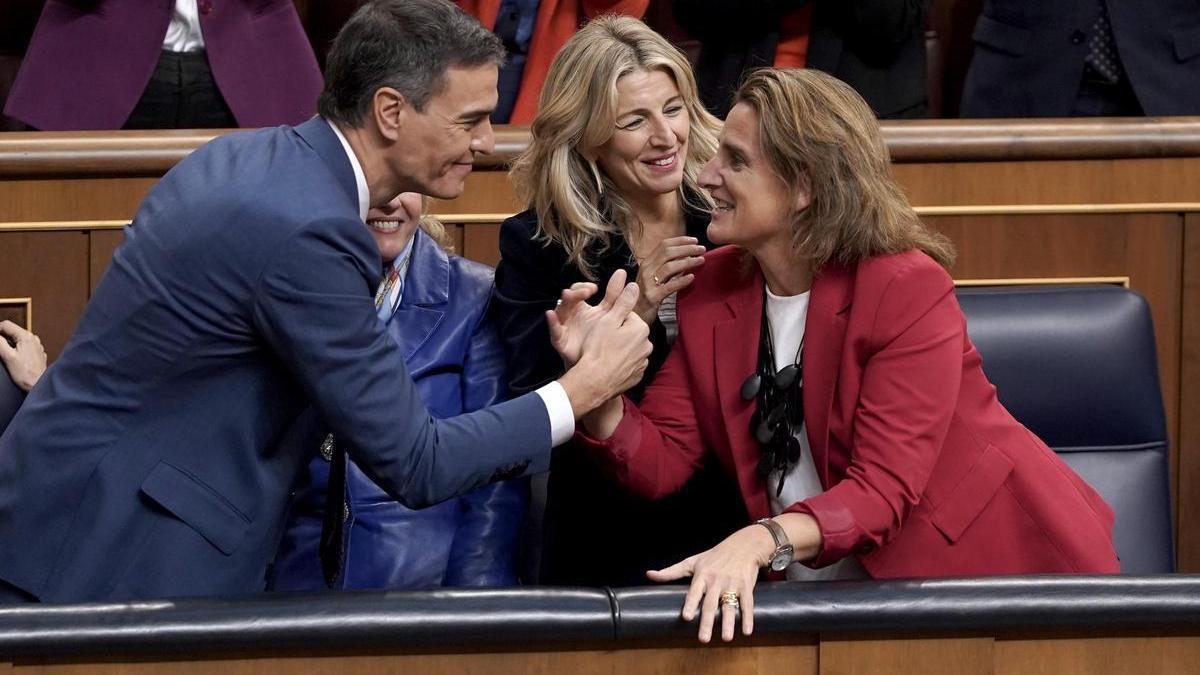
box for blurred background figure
[271,194,527,591]
[493,15,745,587]
[3,0,322,130]
[669,0,930,119]
[455,1,652,124]
[960,0,1200,117]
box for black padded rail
[2,577,1199,659]
[613,576,1200,640]
[0,587,615,659]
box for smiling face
[699,102,809,254]
[590,68,690,202]
[367,192,423,264]
[387,64,499,200]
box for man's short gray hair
[317,0,505,126]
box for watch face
[770,545,794,571]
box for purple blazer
[4,0,323,130]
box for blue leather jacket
[271,230,528,590]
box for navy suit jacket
[0,118,549,602]
[271,230,527,590]
[961,0,1200,116]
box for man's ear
[372,87,407,142]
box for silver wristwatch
[756,518,794,571]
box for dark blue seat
[0,358,24,437]
[956,284,1174,573]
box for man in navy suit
[961,0,1200,117]
[0,0,650,603]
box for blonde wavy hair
[733,69,955,271]
[509,15,721,279]
[407,194,452,253]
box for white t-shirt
[763,286,867,581]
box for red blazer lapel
[803,264,853,488]
[712,266,772,522]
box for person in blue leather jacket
[270,192,527,590]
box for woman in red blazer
[556,68,1119,643]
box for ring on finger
[720,591,740,610]
[652,273,662,286]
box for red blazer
[579,246,1120,577]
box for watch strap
[756,517,788,549]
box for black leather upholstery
[956,285,1174,573]
[0,587,616,658]
[0,358,23,437]
[2,578,1198,658]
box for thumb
[646,555,697,583]
[545,310,566,350]
[610,281,641,319]
[599,269,628,311]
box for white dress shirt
[325,118,576,447]
[163,0,206,53]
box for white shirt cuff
[535,381,576,447]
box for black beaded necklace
[740,290,805,497]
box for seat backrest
[0,357,24,437]
[956,284,1174,573]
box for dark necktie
[1083,1,1124,85]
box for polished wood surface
[4,634,1200,674]
[4,119,1200,179]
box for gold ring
[652,274,662,286]
[720,591,740,608]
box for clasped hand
[547,269,653,412]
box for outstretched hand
[547,269,630,368]
[647,524,775,643]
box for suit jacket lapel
[389,231,447,361]
[712,264,772,522]
[803,264,852,487]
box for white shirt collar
[325,118,370,222]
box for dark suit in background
[0,118,551,602]
[4,0,322,129]
[961,0,1200,117]
[672,0,930,118]
[271,230,527,590]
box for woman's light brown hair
[733,68,955,270]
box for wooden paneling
[993,636,1200,675]
[462,222,502,267]
[927,213,1184,488]
[9,645,818,675]
[0,298,29,330]
[9,635,1200,674]
[895,158,1200,207]
[1181,214,1200,572]
[820,636,994,675]
[88,229,123,294]
[0,231,89,360]
[0,178,156,222]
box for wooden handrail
[2,118,1199,178]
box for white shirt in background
[163,0,206,53]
